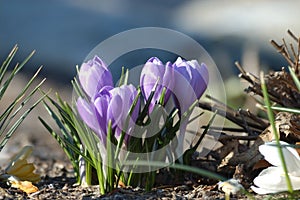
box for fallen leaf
[10,179,39,194]
[252,159,271,170]
[118,180,126,188]
[5,146,40,183]
[296,142,300,155]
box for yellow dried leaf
[7,146,33,168]
[5,146,40,183]
[9,163,34,177]
[118,180,126,188]
[7,161,33,175]
[11,180,38,194]
[18,172,41,183]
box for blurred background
[1,0,300,84]
[1,0,300,160]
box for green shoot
[288,66,300,92]
[260,71,294,194]
[0,45,44,152]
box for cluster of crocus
[251,141,300,194]
[77,55,209,149]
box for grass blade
[268,106,300,114]
[0,45,18,85]
[0,92,46,151]
[123,160,226,181]
[260,71,293,194]
[288,66,300,92]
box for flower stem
[94,153,105,194]
[106,120,115,192]
[159,87,166,105]
[260,71,294,194]
[225,193,230,200]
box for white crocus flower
[251,141,300,194]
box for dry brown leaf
[118,180,126,188]
[252,159,271,171]
[296,142,300,155]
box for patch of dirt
[1,156,293,199]
[0,157,233,199]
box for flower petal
[259,141,300,174]
[79,56,113,98]
[140,57,174,112]
[251,185,281,195]
[107,84,139,139]
[172,57,208,115]
[252,166,300,194]
[77,97,100,133]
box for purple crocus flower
[172,57,209,115]
[76,86,112,143]
[140,57,174,112]
[108,84,140,138]
[171,57,209,160]
[76,84,139,144]
[79,55,113,98]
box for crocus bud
[79,55,113,98]
[108,84,139,139]
[76,86,113,143]
[140,57,174,112]
[172,57,209,114]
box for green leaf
[137,79,160,124]
[268,106,300,114]
[0,49,35,100]
[118,67,129,86]
[0,45,18,85]
[123,160,226,181]
[288,66,300,92]
[261,71,294,194]
[0,92,46,152]
[182,111,217,165]
[0,46,44,152]
[106,120,114,192]
[0,74,45,133]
